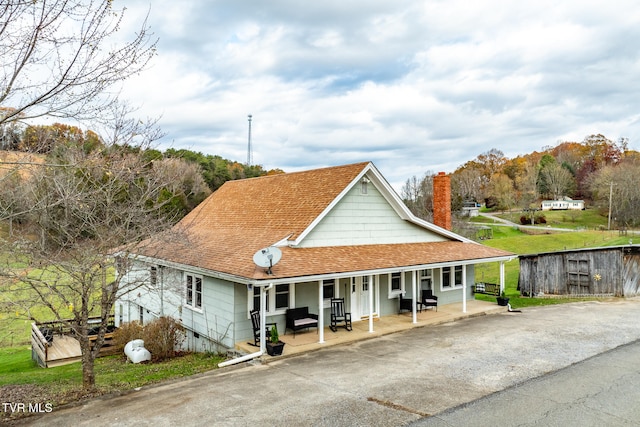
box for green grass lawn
[0,347,225,389]
[1,207,634,416]
[473,228,626,307]
[0,346,225,419]
[491,208,609,230]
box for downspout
[411,271,417,324]
[159,266,164,317]
[462,265,467,313]
[318,280,325,343]
[368,274,374,333]
[218,283,272,368]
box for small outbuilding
[518,245,640,297]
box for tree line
[402,134,640,228]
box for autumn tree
[487,173,516,212]
[0,1,156,127]
[19,123,103,154]
[0,112,200,390]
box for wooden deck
[45,335,82,368]
[31,317,117,368]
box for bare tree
[0,0,156,126]
[590,162,640,228]
[0,116,198,389]
[539,162,576,200]
[514,159,539,209]
[401,172,434,221]
[451,167,483,203]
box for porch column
[411,270,417,324]
[368,274,374,333]
[499,261,505,295]
[318,280,324,343]
[259,285,267,353]
[462,266,467,313]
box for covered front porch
[236,299,504,357]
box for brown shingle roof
[250,241,513,280]
[138,162,514,281]
[179,161,369,241]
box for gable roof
[137,162,514,282]
[182,162,370,244]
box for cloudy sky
[120,1,640,190]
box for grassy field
[1,208,634,416]
[473,227,630,306]
[0,346,225,421]
[0,347,225,389]
[482,207,609,230]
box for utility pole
[607,181,614,230]
[246,114,253,166]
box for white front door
[351,276,377,320]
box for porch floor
[235,299,505,357]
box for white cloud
[115,0,640,191]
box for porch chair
[249,309,277,347]
[399,295,423,313]
[330,298,352,332]
[421,289,438,311]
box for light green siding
[299,179,446,247]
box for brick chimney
[433,172,451,230]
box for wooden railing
[31,315,117,367]
[31,322,49,368]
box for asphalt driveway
[15,298,640,426]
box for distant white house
[541,198,585,211]
[461,201,481,217]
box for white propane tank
[124,339,151,363]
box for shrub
[269,325,279,343]
[520,214,547,225]
[111,321,144,354]
[142,316,185,362]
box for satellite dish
[253,246,282,275]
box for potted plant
[496,291,510,306]
[265,325,285,356]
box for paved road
[412,340,640,427]
[14,299,640,426]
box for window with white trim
[150,266,157,288]
[440,266,463,291]
[252,286,266,312]
[275,284,290,310]
[455,265,463,286]
[323,279,335,300]
[250,284,290,314]
[185,273,202,310]
[420,269,433,290]
[442,267,452,289]
[388,272,403,297]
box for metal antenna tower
[246,114,253,166]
